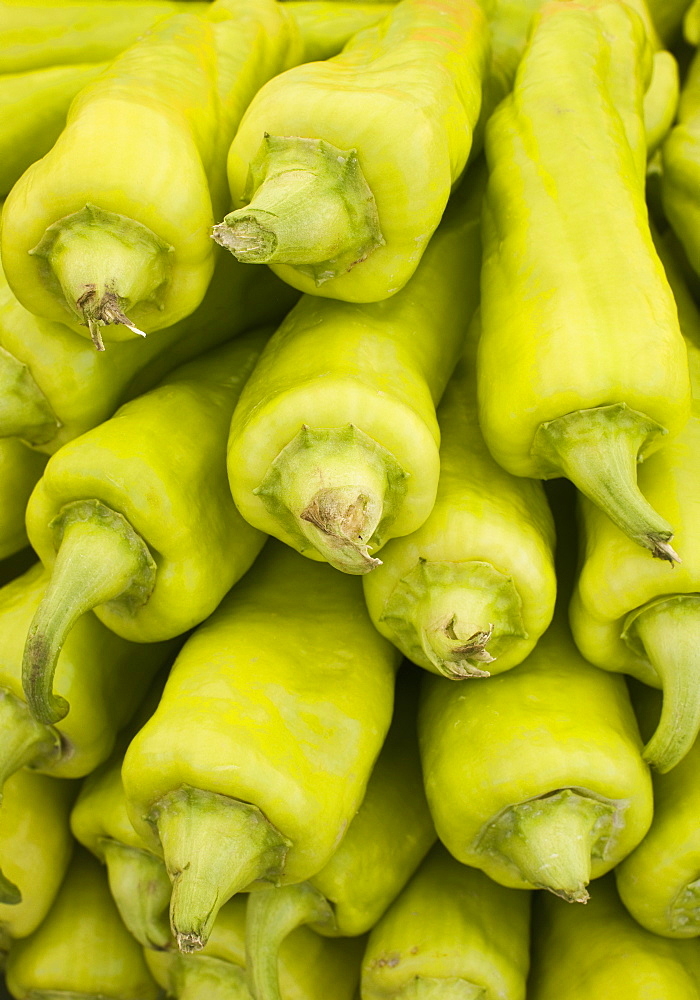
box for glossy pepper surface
[216,0,489,302]
[122,540,399,953]
[478,0,691,559]
[227,168,484,575]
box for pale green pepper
[0,439,46,560]
[662,44,700,282]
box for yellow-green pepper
[361,843,531,1000]
[363,314,556,679]
[284,2,395,60]
[215,0,489,302]
[478,0,691,559]
[644,50,680,157]
[23,332,269,726]
[0,439,46,560]
[5,848,160,1000]
[245,667,435,1000]
[662,45,700,282]
[122,540,399,953]
[227,168,483,575]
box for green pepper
[227,167,483,575]
[570,231,700,773]
[361,843,531,1000]
[0,770,75,952]
[0,439,46,561]
[0,562,174,793]
[644,51,680,157]
[5,847,160,1000]
[478,0,691,559]
[419,603,653,902]
[23,331,270,727]
[122,540,399,953]
[649,0,693,45]
[214,0,489,302]
[245,667,435,1000]
[363,314,556,679]
[284,2,395,60]
[529,873,700,999]
[146,895,364,1000]
[662,47,700,282]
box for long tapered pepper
[478,0,691,559]
[245,667,435,1000]
[227,167,484,575]
[122,540,399,953]
[362,843,531,1000]
[363,315,556,679]
[23,332,269,726]
[5,848,160,1000]
[0,440,46,561]
[214,0,489,302]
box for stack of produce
[2,0,700,996]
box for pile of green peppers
[2,0,700,996]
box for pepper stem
[670,877,700,935]
[29,204,173,349]
[531,403,678,561]
[477,788,618,901]
[22,499,156,725]
[0,347,58,446]
[212,135,384,286]
[246,883,335,1000]
[254,424,408,575]
[623,595,700,773]
[152,787,290,954]
[177,956,251,1000]
[380,560,527,679]
[0,688,59,793]
[101,839,172,950]
[397,979,485,1000]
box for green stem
[29,204,173,350]
[0,687,59,792]
[101,839,172,951]
[212,135,384,286]
[671,876,700,935]
[477,789,618,901]
[22,499,156,725]
[246,883,335,1000]
[397,979,485,1000]
[178,955,252,1000]
[380,560,527,679]
[254,424,408,575]
[531,403,678,561]
[0,346,58,446]
[623,595,700,773]
[152,787,290,954]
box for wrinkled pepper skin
[419,610,653,900]
[362,843,531,1000]
[478,0,691,557]
[0,770,75,945]
[616,686,700,937]
[5,848,160,1000]
[363,316,556,680]
[227,171,483,574]
[221,0,489,302]
[662,48,700,280]
[0,440,46,560]
[122,540,399,951]
[146,895,364,1000]
[529,874,700,1000]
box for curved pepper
[0,562,174,793]
[122,540,399,953]
[363,314,556,679]
[23,331,269,726]
[285,2,395,60]
[529,874,700,999]
[419,606,653,902]
[662,47,700,282]
[0,439,46,561]
[245,667,435,1000]
[570,236,700,772]
[362,843,531,1000]
[145,895,364,1000]
[478,0,691,560]
[5,848,160,1000]
[227,168,484,575]
[1,0,301,348]
[215,0,489,302]
[0,770,75,949]
[644,50,680,158]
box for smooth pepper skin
[478,1,690,527]
[5,848,161,1000]
[363,316,556,679]
[0,439,46,560]
[26,332,269,644]
[223,0,489,302]
[227,167,484,570]
[662,47,700,279]
[528,874,700,1000]
[362,843,531,1000]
